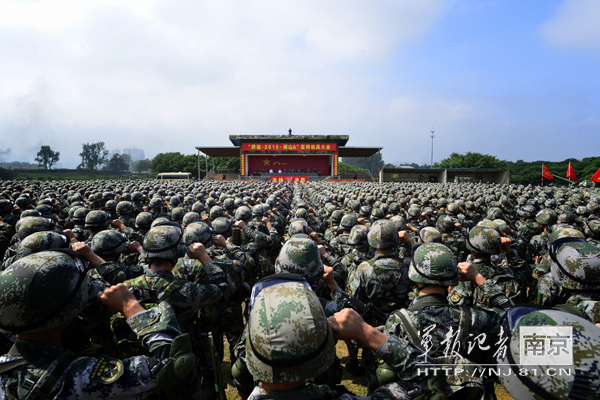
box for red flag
[542,164,553,180]
[566,162,577,181]
[591,166,600,183]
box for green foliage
[507,157,600,186]
[338,162,364,174]
[151,152,202,178]
[434,152,508,169]
[78,142,109,170]
[0,161,36,168]
[131,158,151,172]
[104,154,130,172]
[34,145,60,169]
[0,167,16,180]
[341,154,385,174]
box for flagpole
[541,164,543,187]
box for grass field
[219,335,514,400]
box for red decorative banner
[240,153,245,176]
[333,153,338,175]
[270,176,308,183]
[242,143,337,152]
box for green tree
[105,154,129,172]
[435,152,508,169]
[151,152,203,178]
[131,158,151,172]
[341,154,385,174]
[78,142,109,170]
[34,145,60,169]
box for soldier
[0,250,195,399]
[243,281,446,400]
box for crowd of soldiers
[0,178,599,400]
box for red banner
[333,153,338,175]
[248,155,329,175]
[270,176,308,183]
[242,143,337,152]
[591,166,600,183]
[240,153,245,176]
[567,162,577,181]
[542,164,553,180]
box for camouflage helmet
[35,204,53,217]
[116,201,134,215]
[183,222,212,247]
[149,197,163,209]
[150,217,171,229]
[486,207,504,221]
[359,205,371,216]
[409,243,458,286]
[535,209,557,226]
[135,211,154,230]
[85,210,111,229]
[246,282,335,384]
[389,215,407,231]
[492,219,509,235]
[371,208,384,221]
[436,215,455,233]
[17,231,69,259]
[170,207,185,221]
[275,237,324,282]
[17,217,56,241]
[235,205,252,222]
[209,205,224,220]
[0,251,89,334]
[192,201,205,214]
[584,219,600,239]
[419,227,442,244]
[0,199,13,213]
[182,212,201,228]
[576,205,587,215]
[446,202,460,215]
[466,226,501,255]
[142,225,186,259]
[339,213,358,230]
[91,230,128,256]
[497,308,600,400]
[330,210,344,223]
[212,217,232,237]
[367,220,398,250]
[348,225,369,246]
[104,200,118,211]
[548,227,584,245]
[295,208,309,220]
[437,198,447,207]
[518,205,536,219]
[287,219,309,237]
[72,207,91,224]
[20,210,41,219]
[550,239,600,291]
[252,204,265,217]
[407,206,421,218]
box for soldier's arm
[457,262,512,309]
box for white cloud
[0,0,448,166]
[539,0,600,50]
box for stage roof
[229,135,349,147]
[195,146,240,157]
[338,147,382,158]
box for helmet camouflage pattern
[209,205,224,220]
[17,217,56,241]
[419,227,442,244]
[535,209,557,226]
[91,230,128,256]
[0,251,89,334]
[72,207,91,224]
[548,227,584,245]
[85,210,111,229]
[409,243,458,286]
[497,308,600,400]
[235,206,252,222]
[339,213,358,230]
[182,211,201,228]
[466,226,501,255]
[212,217,232,237]
[135,212,154,230]
[348,224,369,246]
[170,207,185,221]
[551,239,600,291]
[142,225,186,259]
[367,220,398,250]
[584,219,600,239]
[183,222,212,247]
[330,210,344,223]
[275,237,324,282]
[246,282,335,384]
[17,231,69,259]
[287,219,309,237]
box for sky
[0,0,599,168]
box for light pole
[430,128,435,168]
